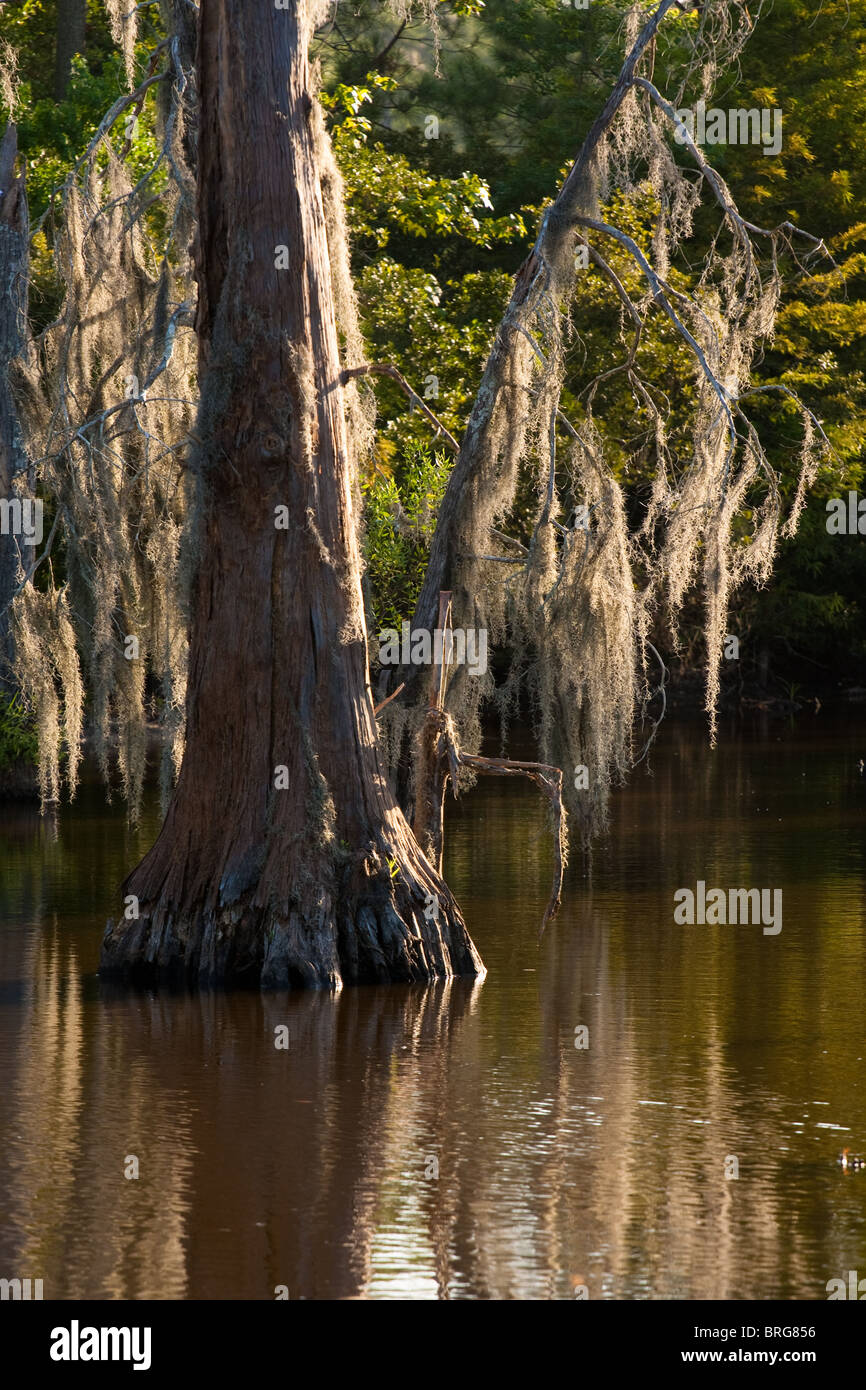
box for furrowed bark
[0,123,30,692]
[100,0,484,989]
[54,0,87,102]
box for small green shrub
[0,692,39,770]
[363,443,451,637]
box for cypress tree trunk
[0,123,29,692]
[54,0,87,102]
[101,0,484,989]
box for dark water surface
[1,714,865,1300]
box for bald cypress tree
[100,0,483,986]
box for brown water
[1,714,865,1300]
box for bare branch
[342,362,459,454]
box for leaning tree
[8,0,833,986]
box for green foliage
[0,2,153,219]
[362,444,451,636]
[321,0,866,683]
[324,66,525,250]
[355,258,512,451]
[4,0,866,690]
[0,2,170,332]
[0,692,39,770]
[674,0,866,676]
[336,133,524,250]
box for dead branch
[414,591,567,933]
[341,362,460,454]
[447,739,566,937]
[373,681,404,716]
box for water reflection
[0,715,865,1298]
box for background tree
[323,0,866,695]
[54,0,87,101]
[376,0,830,852]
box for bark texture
[0,123,29,689]
[100,0,484,989]
[54,0,87,102]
